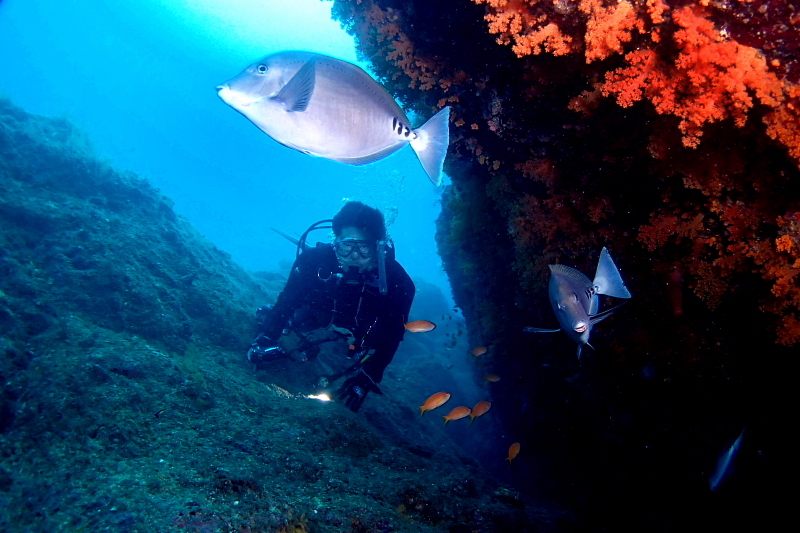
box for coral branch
[581,0,644,62]
[474,0,576,56]
[472,0,799,161]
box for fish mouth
[573,324,587,333]
[216,85,234,103]
[216,85,259,107]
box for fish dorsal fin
[593,247,632,299]
[589,302,627,325]
[550,264,593,289]
[274,57,316,112]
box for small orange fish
[483,374,501,382]
[405,320,437,333]
[470,401,491,423]
[506,442,521,464]
[418,392,451,416]
[471,346,488,356]
[442,406,472,425]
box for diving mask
[335,239,374,258]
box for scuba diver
[247,201,415,412]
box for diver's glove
[335,369,383,412]
[246,333,285,368]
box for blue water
[0,0,452,303]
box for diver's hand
[335,370,382,412]
[246,334,285,367]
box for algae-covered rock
[0,97,279,354]
[0,99,559,532]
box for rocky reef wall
[0,98,281,355]
[331,0,792,529]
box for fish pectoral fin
[588,302,627,325]
[274,57,317,112]
[577,342,594,360]
[523,326,561,333]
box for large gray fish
[525,247,631,358]
[217,51,450,185]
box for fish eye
[256,64,268,74]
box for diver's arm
[262,247,327,339]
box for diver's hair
[332,201,387,243]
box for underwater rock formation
[331,0,790,530]
[0,98,280,354]
[0,99,556,532]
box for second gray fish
[525,247,632,358]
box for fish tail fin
[593,247,632,299]
[410,107,450,186]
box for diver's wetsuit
[262,244,415,383]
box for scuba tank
[376,240,388,295]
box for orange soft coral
[601,5,784,148]
[470,0,800,345]
[763,83,800,163]
[473,0,800,163]
[335,0,800,349]
[473,0,576,56]
[580,0,644,62]
[762,213,800,345]
[355,3,449,91]
[636,150,800,344]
